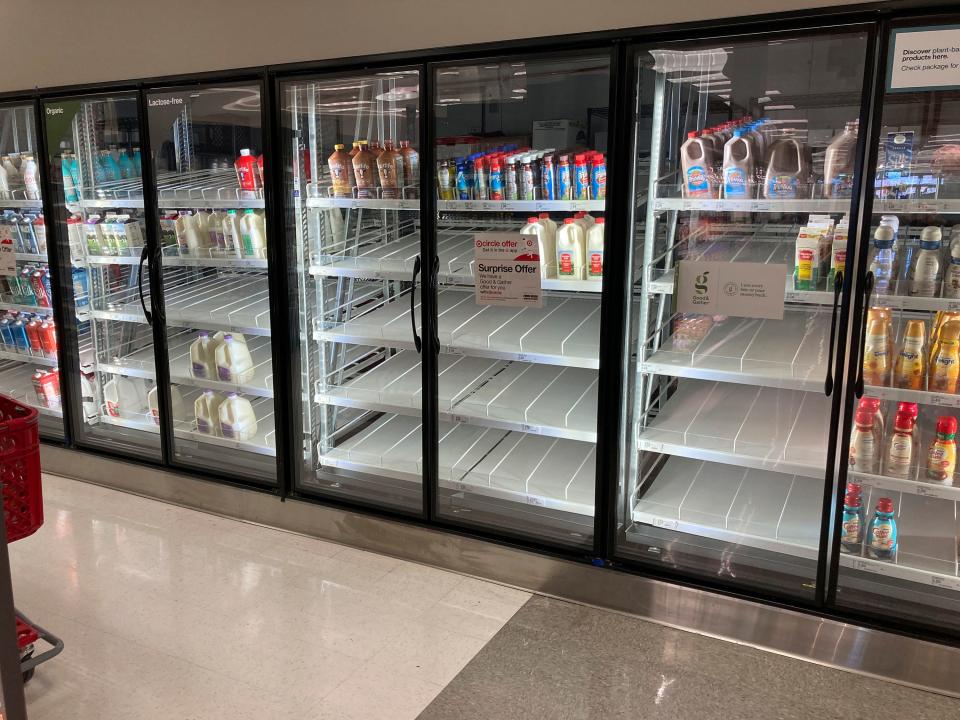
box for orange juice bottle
[893,319,927,390]
[929,320,960,394]
[862,318,891,387]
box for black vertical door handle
[824,270,843,396]
[410,255,422,353]
[138,244,153,326]
[854,271,875,399]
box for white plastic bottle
[2,157,20,190]
[680,131,715,198]
[520,216,551,280]
[823,121,858,197]
[176,212,206,256]
[721,130,755,199]
[240,209,267,259]
[869,224,897,295]
[219,392,258,441]
[190,331,215,379]
[195,389,225,435]
[103,376,148,420]
[21,155,40,200]
[537,213,557,278]
[586,218,605,280]
[207,210,225,249]
[945,228,960,299]
[556,218,585,280]
[147,386,184,426]
[908,226,942,298]
[215,334,255,383]
[222,209,243,257]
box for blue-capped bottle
[866,497,897,561]
[840,483,864,554]
[455,158,469,200]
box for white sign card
[0,236,15,277]
[473,232,542,309]
[677,260,785,320]
[888,26,960,92]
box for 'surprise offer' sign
[473,232,542,309]
[888,26,960,92]
[677,260,785,320]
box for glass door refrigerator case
[431,54,610,547]
[282,68,423,511]
[145,84,276,482]
[43,94,160,458]
[619,29,870,596]
[0,103,64,438]
[834,20,960,633]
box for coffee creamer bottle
[848,409,878,474]
[893,319,927,390]
[908,226,942,297]
[945,235,960,299]
[926,415,958,484]
[868,225,897,295]
[867,498,897,561]
[884,411,915,479]
[352,143,377,199]
[862,318,891,387]
[930,320,960,394]
[376,141,402,199]
[328,144,354,197]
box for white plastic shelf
[0,348,57,367]
[310,227,603,292]
[0,197,43,210]
[849,469,960,501]
[0,362,62,418]
[875,199,960,215]
[838,484,960,589]
[316,350,596,442]
[14,253,46,263]
[653,197,851,213]
[637,379,830,477]
[306,197,419,211]
[316,289,599,368]
[864,383,960,410]
[632,456,821,558]
[643,309,831,392]
[438,199,604,213]
[69,170,264,210]
[318,413,595,516]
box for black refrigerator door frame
[140,73,284,491]
[826,10,960,641]
[608,21,881,611]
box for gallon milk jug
[190,331,215,379]
[240,209,267,259]
[195,389,226,435]
[556,218,585,280]
[147,385,184,426]
[680,131,715,198]
[215,334,255,383]
[722,130,755,199]
[103,376,148,420]
[586,218,605,280]
[81,372,98,421]
[520,217,551,279]
[176,212,206,256]
[222,209,243,257]
[763,138,808,199]
[219,393,258,441]
[537,214,558,277]
[823,121,858,197]
[207,210,225,249]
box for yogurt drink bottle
[219,393,258,441]
[556,218,585,280]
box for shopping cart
[0,396,63,682]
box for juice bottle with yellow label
[930,321,960,394]
[893,319,927,390]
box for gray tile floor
[418,595,960,720]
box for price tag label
[450,414,469,425]
[850,559,872,573]
[653,517,679,531]
[640,440,665,453]
[515,353,529,362]
[915,484,944,498]
[930,575,960,590]
[442,345,463,356]
[520,423,538,434]
[931,394,960,408]
[947,301,960,312]
[526,494,547,507]
[754,201,772,211]
[784,291,803,303]
[918,202,940,213]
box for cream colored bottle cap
[921,226,943,243]
[874,224,895,242]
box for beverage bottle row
[0,154,41,201]
[0,263,54,308]
[0,310,57,358]
[680,116,858,200]
[195,390,258,441]
[188,331,255,384]
[0,210,47,254]
[328,140,420,199]
[76,213,144,256]
[840,481,898,561]
[59,145,142,201]
[868,218,960,298]
[159,209,267,259]
[519,212,604,280]
[437,145,606,202]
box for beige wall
[5,0,861,93]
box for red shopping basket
[0,396,42,544]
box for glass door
[146,83,276,482]
[282,68,423,511]
[43,94,160,459]
[431,54,611,548]
[0,103,64,439]
[834,20,960,632]
[619,29,870,597]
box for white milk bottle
[556,218,585,280]
[908,226,942,298]
[240,209,267,259]
[537,213,558,278]
[21,155,40,200]
[944,231,960,299]
[194,389,225,435]
[520,216,552,280]
[207,210,225,249]
[147,386,184,426]
[586,218,605,280]
[2,157,20,191]
[103,376,148,420]
[722,130,755,199]
[215,334,255,383]
[190,331,215,379]
[222,209,243,257]
[176,212,206,256]
[192,210,210,249]
[680,131,715,198]
[218,393,258,441]
[763,138,808,199]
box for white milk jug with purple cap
[214,334,255,383]
[219,393,258,441]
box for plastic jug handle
[138,244,152,325]
[854,271,874,399]
[824,270,843,396]
[410,255,422,353]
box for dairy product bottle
[190,331,214,379]
[147,385,184,426]
[866,498,898,560]
[893,319,927,390]
[195,389,225,435]
[868,224,897,295]
[556,218,585,280]
[176,212,206,256]
[207,210,225,249]
[103,376,148,420]
[764,138,808,199]
[586,218,605,280]
[944,232,960,299]
[2,157,20,190]
[240,209,267,259]
[907,226,942,297]
[848,409,878,473]
[376,141,402,198]
[823,121,859,197]
[926,415,958,484]
[885,411,915,479]
[862,318,890,387]
[721,130,755,199]
[235,149,259,191]
[930,320,960,394]
[680,131,715,198]
[840,484,864,553]
[215,334,255,383]
[21,156,40,200]
[219,393,258,441]
[222,209,243,257]
[520,217,552,280]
